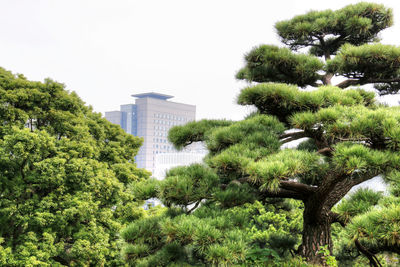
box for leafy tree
[121,2,400,266]
[0,67,149,266]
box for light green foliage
[335,188,383,219]
[205,114,285,154]
[237,2,399,94]
[332,142,397,175]
[121,200,303,266]
[335,196,400,264]
[275,2,392,51]
[247,149,327,190]
[291,105,400,151]
[326,43,400,80]
[168,119,232,150]
[318,245,338,267]
[0,67,149,266]
[236,45,323,86]
[333,184,400,265]
[238,84,374,123]
[159,164,219,207]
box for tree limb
[186,201,201,214]
[329,211,346,227]
[280,181,317,195]
[336,79,360,88]
[280,131,307,144]
[354,239,382,267]
[259,188,307,201]
[324,172,380,210]
[317,147,333,156]
[337,77,400,89]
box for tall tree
[122,2,400,266]
[0,68,149,266]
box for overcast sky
[1,0,400,120]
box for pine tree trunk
[299,205,333,265]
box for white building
[105,92,197,173]
[153,143,208,179]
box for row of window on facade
[153,149,174,154]
[154,125,171,131]
[155,132,167,137]
[153,144,173,150]
[154,113,187,122]
[154,119,183,126]
[154,138,168,143]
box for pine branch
[337,77,400,89]
[317,147,333,156]
[329,211,347,227]
[355,239,382,267]
[336,79,360,88]
[280,181,317,195]
[280,131,307,144]
[324,172,380,210]
[186,201,201,214]
[259,188,307,201]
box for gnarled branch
[280,180,317,195]
[355,239,382,267]
[329,211,346,227]
[259,188,307,201]
[337,77,400,89]
[280,131,307,144]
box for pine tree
[122,2,400,266]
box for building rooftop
[131,92,174,100]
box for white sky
[1,0,400,120]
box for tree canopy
[0,68,149,266]
[122,2,400,266]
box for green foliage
[275,2,392,50]
[340,200,400,257]
[318,245,338,267]
[335,188,383,219]
[168,119,232,150]
[205,114,285,154]
[159,164,219,207]
[0,67,149,266]
[121,201,303,266]
[236,45,323,86]
[291,105,400,151]
[326,43,400,80]
[238,84,374,123]
[247,149,327,190]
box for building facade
[105,92,196,173]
